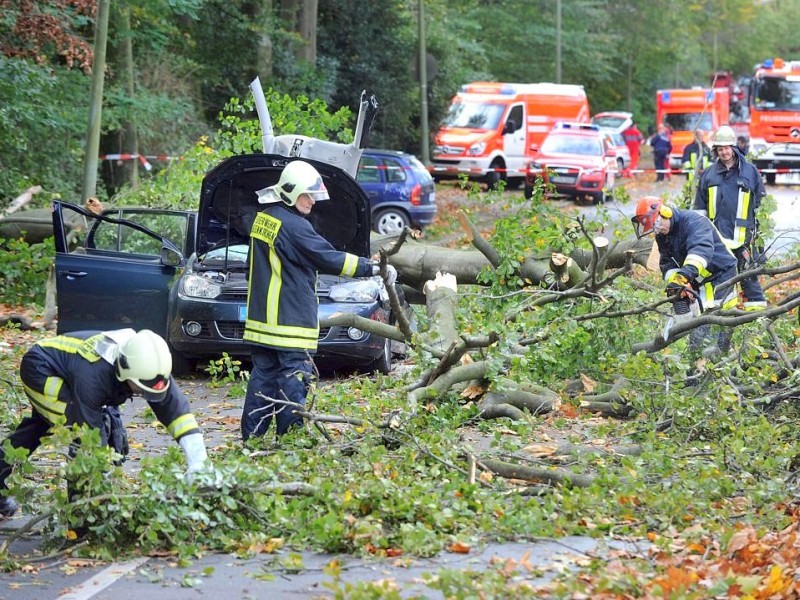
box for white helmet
[256,160,330,206]
[710,125,736,148]
[115,330,172,401]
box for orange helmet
[631,196,668,238]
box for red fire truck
[748,58,800,184]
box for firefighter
[649,125,673,182]
[622,120,645,171]
[693,125,767,310]
[242,160,396,441]
[681,130,712,183]
[0,329,209,519]
[631,197,738,354]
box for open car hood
[197,154,371,258]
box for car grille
[547,167,580,185]
[193,321,331,341]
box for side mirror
[502,119,518,135]
[161,245,184,267]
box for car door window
[385,158,406,183]
[92,210,190,255]
[357,156,382,183]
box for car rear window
[406,155,433,182]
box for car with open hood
[51,154,408,375]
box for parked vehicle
[603,132,631,173]
[591,111,633,134]
[432,81,590,189]
[524,122,616,204]
[356,149,437,235]
[747,57,800,184]
[51,157,410,375]
[655,87,730,168]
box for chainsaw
[662,286,701,341]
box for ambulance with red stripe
[747,57,800,184]
[432,82,590,189]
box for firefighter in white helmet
[0,329,209,520]
[693,125,767,310]
[243,160,396,441]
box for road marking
[58,556,150,600]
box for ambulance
[747,57,800,184]
[655,87,730,168]
[432,82,590,188]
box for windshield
[443,100,504,130]
[591,115,628,129]
[202,243,249,263]
[541,134,602,156]
[752,76,800,110]
[662,112,713,131]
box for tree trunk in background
[244,0,274,80]
[280,0,317,64]
[82,0,111,203]
[119,5,139,188]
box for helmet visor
[307,176,330,201]
[631,214,655,238]
[135,374,170,402]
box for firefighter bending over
[632,197,738,355]
[0,329,209,519]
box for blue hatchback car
[357,149,437,235]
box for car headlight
[181,273,222,299]
[529,162,543,170]
[329,279,381,303]
[467,141,486,155]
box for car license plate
[550,176,575,184]
[238,305,247,322]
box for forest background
[2,0,800,206]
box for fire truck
[748,58,800,184]
[655,87,730,169]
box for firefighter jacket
[23,331,200,441]
[681,141,711,176]
[656,208,737,289]
[692,148,765,249]
[244,203,373,352]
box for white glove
[179,432,208,482]
[372,264,397,286]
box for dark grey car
[51,155,406,375]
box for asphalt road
[2,173,798,598]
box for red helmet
[631,196,666,238]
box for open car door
[51,201,196,337]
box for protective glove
[179,432,208,484]
[665,272,691,298]
[372,263,398,286]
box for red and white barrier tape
[427,165,800,176]
[99,153,175,172]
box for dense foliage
[3,0,800,204]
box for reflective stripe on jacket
[692,149,765,249]
[656,208,737,286]
[22,331,199,440]
[244,204,372,352]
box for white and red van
[432,82,591,188]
